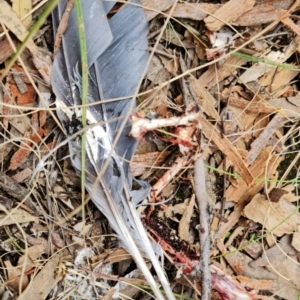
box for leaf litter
[0,0,300,299]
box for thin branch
[194,157,211,300]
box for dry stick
[247,113,286,165]
[0,171,36,213]
[53,0,75,58]
[194,157,211,300]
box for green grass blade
[232,51,300,71]
[74,0,88,221]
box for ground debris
[1,0,300,299]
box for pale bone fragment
[130,112,200,139]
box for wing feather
[52,1,175,299]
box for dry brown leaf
[239,240,263,260]
[217,203,246,254]
[220,106,245,143]
[110,270,148,299]
[235,276,275,291]
[0,38,14,63]
[131,151,170,177]
[163,28,195,49]
[269,96,300,118]
[9,81,35,106]
[249,235,300,291]
[225,245,299,299]
[140,85,173,117]
[158,53,178,73]
[103,248,132,264]
[198,113,253,185]
[5,260,29,293]
[53,184,74,209]
[204,0,255,31]
[73,221,93,236]
[5,244,45,293]
[279,185,300,203]
[198,56,246,89]
[247,112,270,142]
[281,17,300,52]
[0,172,34,208]
[12,0,32,27]
[9,128,44,170]
[292,230,300,252]
[11,168,32,183]
[217,150,280,252]
[232,5,286,26]
[259,67,299,95]
[250,235,292,268]
[238,47,296,84]
[165,3,220,21]
[18,251,67,300]
[0,0,37,53]
[178,195,195,243]
[51,232,65,249]
[247,113,285,165]
[141,0,175,21]
[102,288,117,300]
[147,55,170,84]
[226,149,281,203]
[18,244,46,271]
[30,223,48,236]
[267,188,288,203]
[4,113,31,135]
[31,52,52,85]
[227,97,282,115]
[0,206,38,226]
[244,194,300,236]
[3,65,35,133]
[190,75,220,121]
[163,200,187,220]
[0,196,14,211]
[255,0,300,10]
[73,235,88,245]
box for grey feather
[52,1,175,299]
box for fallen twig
[247,113,286,165]
[53,0,74,57]
[194,157,211,300]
